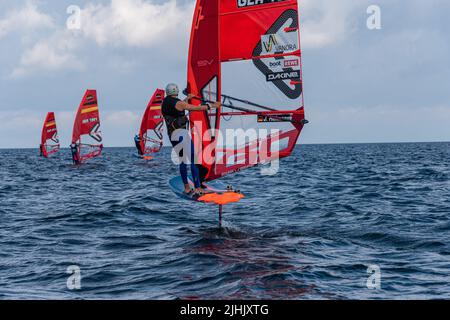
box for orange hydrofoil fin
[199,192,245,205]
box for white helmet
[166,83,179,97]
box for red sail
[72,89,103,163]
[187,0,306,182]
[40,112,60,158]
[139,89,165,155]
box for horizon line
[1,140,449,150]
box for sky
[0,0,449,148]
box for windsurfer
[162,83,220,196]
[134,134,143,156]
[70,143,80,165]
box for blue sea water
[0,143,449,300]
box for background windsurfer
[70,143,80,165]
[134,134,143,156]
[162,83,220,196]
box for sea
[0,142,449,300]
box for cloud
[7,0,193,78]
[80,0,193,48]
[301,0,367,48]
[0,0,54,39]
[7,0,361,78]
[11,31,84,78]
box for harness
[164,114,189,138]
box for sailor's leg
[190,163,201,189]
[188,140,202,189]
[179,162,188,184]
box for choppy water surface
[1,143,450,299]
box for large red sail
[187,0,307,182]
[40,112,60,158]
[139,89,165,155]
[72,89,103,163]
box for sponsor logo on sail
[269,61,282,68]
[197,59,214,67]
[82,117,98,125]
[261,34,298,55]
[266,70,300,82]
[284,59,299,68]
[253,10,302,99]
[262,35,278,54]
[237,0,286,8]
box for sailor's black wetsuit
[70,144,80,165]
[134,135,143,155]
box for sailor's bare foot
[184,184,193,195]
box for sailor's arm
[175,100,220,112]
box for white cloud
[11,31,84,78]
[7,0,193,78]
[0,0,54,39]
[80,0,193,48]
[6,0,361,78]
[301,0,367,48]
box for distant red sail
[72,89,103,163]
[187,0,306,182]
[40,112,60,158]
[139,89,165,155]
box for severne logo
[237,0,286,8]
[89,123,102,142]
[51,132,59,144]
[197,59,214,67]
